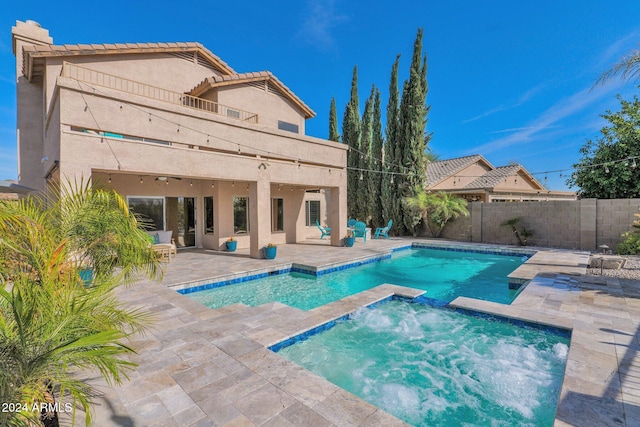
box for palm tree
[405,191,468,237]
[0,181,161,427]
[595,47,640,86]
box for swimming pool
[186,247,526,310]
[275,300,569,426]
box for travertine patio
[75,238,640,426]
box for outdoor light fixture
[140,176,143,184]
[211,182,215,188]
[108,174,112,183]
[190,181,193,187]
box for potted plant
[226,237,237,252]
[344,231,355,247]
[264,243,277,259]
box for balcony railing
[61,62,259,124]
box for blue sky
[1,0,639,191]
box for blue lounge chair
[353,221,367,243]
[347,218,357,228]
[374,219,393,239]
[316,220,331,239]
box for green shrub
[618,231,640,255]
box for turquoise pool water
[277,300,569,427]
[187,248,525,310]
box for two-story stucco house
[12,20,347,258]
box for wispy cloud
[465,82,621,155]
[594,30,640,72]
[462,83,545,123]
[489,126,538,135]
[296,0,348,51]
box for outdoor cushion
[156,230,173,244]
[153,233,160,244]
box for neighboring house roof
[426,155,493,187]
[189,71,316,119]
[463,164,545,190]
[22,42,236,80]
[426,155,552,193]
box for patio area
[74,238,640,426]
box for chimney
[12,20,53,191]
[12,20,53,79]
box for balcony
[61,62,259,124]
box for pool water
[188,248,524,310]
[277,300,569,427]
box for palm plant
[405,191,469,237]
[0,181,160,427]
[595,47,640,86]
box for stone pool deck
[77,238,640,426]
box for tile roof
[426,155,490,186]
[464,164,522,189]
[22,42,236,78]
[189,71,315,119]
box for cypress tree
[397,28,430,235]
[359,87,375,222]
[381,55,401,234]
[329,97,340,142]
[342,66,361,220]
[369,87,384,228]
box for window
[127,197,164,230]
[278,120,299,133]
[204,196,214,234]
[271,198,284,232]
[233,197,249,234]
[305,200,320,226]
[227,109,241,119]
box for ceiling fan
[154,176,183,182]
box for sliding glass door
[167,197,196,247]
[127,196,164,230]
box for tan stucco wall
[492,170,541,192]
[56,80,346,252]
[43,53,222,112]
[215,85,305,134]
[13,20,52,190]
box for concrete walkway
[74,238,640,426]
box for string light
[75,80,640,183]
[108,174,112,183]
[139,176,143,184]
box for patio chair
[316,220,332,239]
[374,219,393,239]
[347,218,357,228]
[353,221,367,243]
[146,230,177,261]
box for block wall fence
[435,198,640,252]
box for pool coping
[268,285,572,354]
